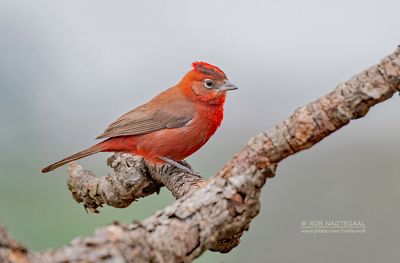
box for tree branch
[67,154,206,212]
[1,47,399,263]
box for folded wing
[96,92,195,139]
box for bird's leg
[158,156,200,176]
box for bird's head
[180,62,238,105]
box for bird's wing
[96,94,195,139]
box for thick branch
[1,47,399,263]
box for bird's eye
[204,79,213,89]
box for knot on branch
[67,153,206,213]
[67,154,163,213]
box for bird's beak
[219,81,238,91]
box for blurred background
[0,0,399,262]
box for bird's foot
[158,156,200,176]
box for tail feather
[41,143,104,173]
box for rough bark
[1,47,399,263]
[67,155,206,213]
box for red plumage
[42,62,237,173]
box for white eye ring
[204,79,213,89]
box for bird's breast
[193,104,224,138]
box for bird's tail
[41,142,105,173]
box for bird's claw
[159,156,200,176]
[180,167,200,176]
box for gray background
[0,0,399,262]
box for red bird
[41,62,237,174]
